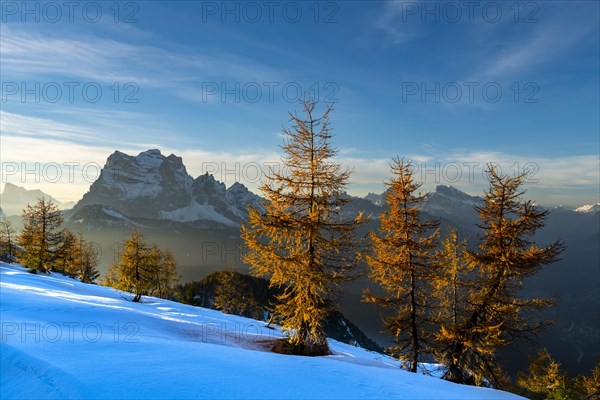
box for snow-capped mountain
[423,185,481,210]
[362,185,483,227]
[72,149,263,227]
[421,185,483,226]
[363,192,386,206]
[0,182,74,216]
[574,203,600,213]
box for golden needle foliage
[364,158,439,372]
[107,230,179,302]
[438,165,564,387]
[242,100,366,355]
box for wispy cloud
[0,24,284,100]
[0,110,97,141]
[0,108,179,147]
[372,1,425,45]
[478,4,598,79]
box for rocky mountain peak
[434,185,474,200]
[72,149,263,226]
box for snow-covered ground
[0,262,524,399]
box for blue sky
[1,0,598,206]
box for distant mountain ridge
[363,185,599,218]
[421,185,483,226]
[359,185,484,228]
[0,183,75,217]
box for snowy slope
[0,263,524,400]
